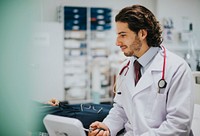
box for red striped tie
[134,60,141,85]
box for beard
[124,36,142,57]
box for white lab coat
[103,49,194,136]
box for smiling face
[115,22,149,58]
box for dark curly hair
[115,5,163,47]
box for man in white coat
[88,5,194,136]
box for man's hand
[47,98,59,106]
[88,121,110,136]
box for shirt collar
[136,47,161,67]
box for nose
[115,38,122,46]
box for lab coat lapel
[131,52,163,97]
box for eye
[120,34,126,37]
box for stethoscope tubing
[114,46,167,94]
[161,46,166,80]
[119,60,130,76]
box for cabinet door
[31,22,64,102]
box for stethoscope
[113,46,167,94]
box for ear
[138,29,147,40]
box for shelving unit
[58,6,113,104]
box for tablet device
[43,114,86,136]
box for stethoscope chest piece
[158,79,167,89]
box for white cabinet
[31,23,65,102]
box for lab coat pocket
[145,92,167,127]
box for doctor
[88,5,194,136]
